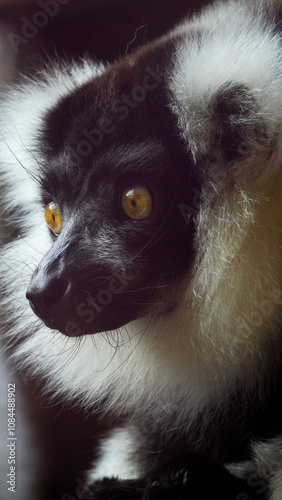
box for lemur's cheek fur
[0,0,281,498]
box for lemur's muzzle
[26,235,139,337]
[26,272,71,332]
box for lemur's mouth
[28,300,59,331]
[26,281,143,337]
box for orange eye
[45,202,62,235]
[121,185,152,220]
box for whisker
[1,138,44,188]
[118,284,169,294]
[104,317,153,376]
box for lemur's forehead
[41,35,180,161]
[88,141,169,178]
[40,138,171,206]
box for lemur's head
[26,39,199,336]
[25,27,270,338]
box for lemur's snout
[25,242,143,336]
[26,274,69,331]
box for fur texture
[0,1,281,498]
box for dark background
[1,0,210,72]
[0,1,209,499]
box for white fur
[170,0,282,170]
[88,428,140,481]
[0,58,105,213]
[227,437,282,498]
[271,470,282,500]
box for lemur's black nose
[26,277,69,329]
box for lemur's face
[26,42,199,336]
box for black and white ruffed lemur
[0,1,281,498]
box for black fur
[80,459,267,500]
